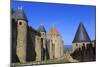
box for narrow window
[76,44,78,46]
[19,22,22,25]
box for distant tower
[48,26,64,59]
[72,22,91,51]
[13,7,28,63]
[38,24,47,60]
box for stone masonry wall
[16,20,27,63]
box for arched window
[76,43,78,46]
[19,22,22,25]
[83,43,85,47]
[42,33,45,35]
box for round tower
[48,26,64,59]
[38,24,46,60]
[72,22,91,51]
[14,7,28,63]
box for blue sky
[12,1,96,45]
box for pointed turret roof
[11,8,14,14]
[72,22,91,43]
[13,6,27,21]
[37,24,46,33]
[48,26,59,35]
[11,8,15,19]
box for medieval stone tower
[72,22,91,51]
[48,26,64,59]
[38,24,47,60]
[35,33,41,63]
[13,7,28,63]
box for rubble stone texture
[35,36,41,62]
[48,26,64,59]
[17,20,27,63]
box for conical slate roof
[11,8,14,14]
[38,24,46,33]
[11,8,15,19]
[13,7,27,21]
[48,26,59,35]
[72,22,91,43]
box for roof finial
[80,21,83,25]
[80,20,83,24]
[18,6,22,10]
